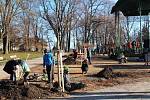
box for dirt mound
[96,67,113,79]
[53,81,86,92]
[63,57,75,65]
[69,82,86,91]
[96,67,128,79]
[63,57,81,65]
[0,80,64,99]
[0,80,21,99]
[21,84,49,99]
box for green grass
[0,51,43,61]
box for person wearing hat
[43,49,54,83]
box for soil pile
[63,57,75,65]
[0,80,64,100]
[63,57,81,65]
[21,84,49,99]
[53,81,86,92]
[96,67,128,79]
[69,82,86,91]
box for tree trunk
[67,31,71,52]
[65,31,68,52]
[3,34,8,54]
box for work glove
[43,68,46,74]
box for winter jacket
[19,60,30,73]
[3,60,18,74]
[43,52,53,67]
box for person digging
[3,59,19,84]
[17,59,30,82]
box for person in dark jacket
[81,59,88,74]
[3,60,19,82]
[43,49,54,83]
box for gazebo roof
[111,0,150,16]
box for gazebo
[111,0,150,51]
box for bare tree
[0,0,22,54]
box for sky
[111,0,118,3]
[49,0,119,49]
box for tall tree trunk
[66,30,68,52]
[67,31,71,52]
[3,33,8,54]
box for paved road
[0,57,42,79]
[50,80,150,100]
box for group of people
[3,59,30,83]
[3,48,54,84]
[3,48,91,91]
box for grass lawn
[0,51,43,62]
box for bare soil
[0,79,67,100]
[70,71,150,92]
[30,61,150,94]
[1,55,150,99]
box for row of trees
[0,0,127,54]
